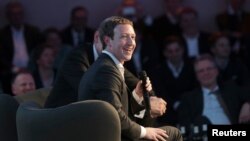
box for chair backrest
[14,87,51,107]
[0,94,19,141]
[16,100,121,141]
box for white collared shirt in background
[202,86,231,125]
[12,27,29,68]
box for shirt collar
[102,50,124,69]
[202,85,219,95]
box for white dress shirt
[11,27,29,68]
[202,86,231,125]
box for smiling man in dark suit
[78,16,182,141]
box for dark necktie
[210,90,232,123]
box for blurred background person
[150,36,197,126]
[209,32,250,88]
[31,44,56,89]
[61,6,95,48]
[43,27,72,71]
[0,1,42,94]
[178,7,211,60]
[153,0,183,47]
[216,0,250,59]
[11,69,36,96]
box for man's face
[164,42,183,64]
[37,48,55,69]
[12,73,36,95]
[108,24,136,64]
[195,60,218,87]
[180,13,198,32]
[212,37,231,58]
[7,4,24,26]
[72,9,87,31]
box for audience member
[153,0,183,46]
[78,16,182,141]
[11,69,36,96]
[0,1,42,94]
[43,27,72,70]
[31,44,56,89]
[178,54,250,127]
[216,0,250,58]
[178,7,211,60]
[61,6,95,47]
[209,32,250,87]
[150,36,197,126]
[216,0,250,35]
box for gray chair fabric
[16,100,121,141]
[0,94,19,141]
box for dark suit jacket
[0,24,42,72]
[61,26,94,47]
[153,15,181,43]
[45,44,140,109]
[179,32,211,60]
[0,24,42,94]
[78,53,144,140]
[45,43,94,108]
[177,81,250,126]
[150,61,197,125]
[217,58,250,87]
[216,11,250,33]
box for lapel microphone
[138,71,151,114]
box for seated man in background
[178,54,250,126]
[11,69,36,96]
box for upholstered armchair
[0,94,19,141]
[16,100,121,141]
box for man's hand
[135,77,152,98]
[239,102,250,123]
[144,127,168,141]
[150,96,167,118]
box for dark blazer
[45,44,140,109]
[78,53,144,140]
[216,11,250,33]
[153,15,181,43]
[0,24,42,94]
[61,26,94,47]
[179,32,211,59]
[0,24,42,72]
[217,58,250,87]
[45,43,94,108]
[177,81,250,126]
[150,61,197,125]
